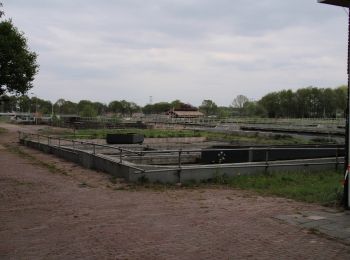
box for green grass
[208,170,344,206]
[37,128,74,136]
[0,127,7,134]
[74,128,202,139]
[5,144,69,176]
[0,117,10,123]
[120,170,344,207]
[51,128,311,145]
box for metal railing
[18,131,146,172]
[137,116,346,127]
[62,116,346,127]
[19,131,345,175]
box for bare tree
[231,95,249,109]
[231,95,249,116]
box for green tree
[17,95,31,112]
[295,87,322,117]
[93,102,107,115]
[216,106,232,118]
[170,100,182,110]
[127,102,140,116]
[321,88,336,118]
[54,98,78,115]
[30,97,52,115]
[108,100,123,114]
[259,92,279,118]
[153,102,172,113]
[79,105,97,117]
[334,85,347,117]
[278,90,295,117]
[54,98,65,114]
[62,101,78,114]
[242,101,267,117]
[199,99,218,116]
[108,100,140,116]
[0,19,39,95]
[258,86,342,118]
[0,94,17,112]
[143,102,172,114]
[77,100,97,117]
[119,100,130,116]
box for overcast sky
[3,0,349,106]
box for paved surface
[276,210,350,243]
[1,123,350,259]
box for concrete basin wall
[20,139,136,180]
[129,157,342,184]
[20,138,343,184]
[179,158,341,184]
[125,154,199,165]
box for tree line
[0,97,200,117]
[0,85,347,118]
[258,86,347,118]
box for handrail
[136,161,343,174]
[19,131,146,172]
[19,131,141,155]
[19,131,345,155]
[19,131,345,176]
[56,115,346,127]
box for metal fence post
[178,149,182,169]
[336,147,339,171]
[120,149,123,163]
[248,148,254,162]
[72,140,75,150]
[93,144,95,155]
[265,148,269,172]
[58,138,61,147]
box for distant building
[167,109,204,118]
[10,114,35,124]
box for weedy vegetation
[39,128,323,145]
[206,170,344,206]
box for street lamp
[318,0,350,209]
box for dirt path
[1,123,350,259]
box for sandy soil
[1,123,350,259]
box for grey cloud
[3,0,348,105]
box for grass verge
[122,170,344,207]
[205,170,344,206]
[0,126,8,134]
[4,144,69,176]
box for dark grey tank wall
[201,144,344,164]
[106,133,144,144]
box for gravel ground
[1,123,350,259]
